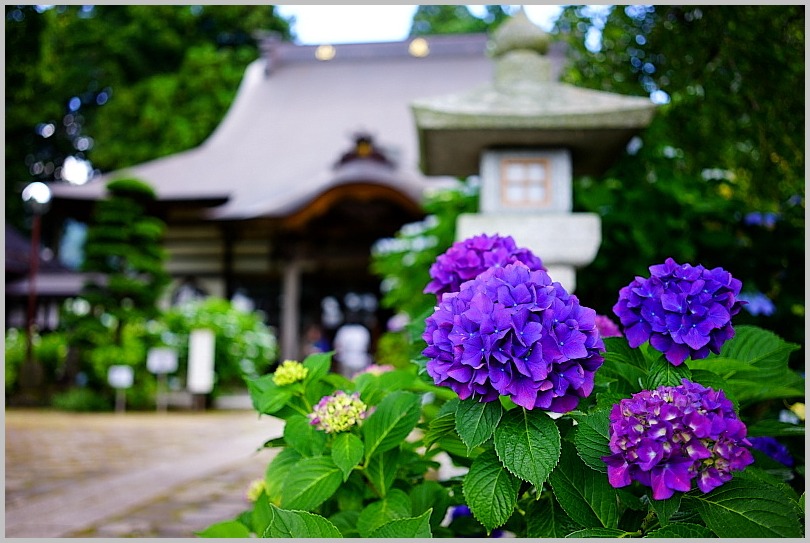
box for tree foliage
[80,176,170,343]
[553,6,804,358]
[5,5,292,230]
[409,5,511,36]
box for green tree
[5,5,292,231]
[79,177,170,345]
[553,6,804,357]
[409,5,511,36]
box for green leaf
[280,456,343,511]
[284,415,327,457]
[364,447,400,497]
[265,504,342,538]
[331,432,364,481]
[745,419,805,437]
[548,441,619,529]
[302,351,333,385]
[251,492,272,536]
[246,373,273,411]
[493,408,561,487]
[355,369,415,405]
[423,411,456,450]
[649,493,681,527]
[719,325,800,369]
[645,522,714,538]
[368,509,433,538]
[362,390,422,463]
[264,448,303,505]
[410,481,451,529]
[644,356,692,389]
[565,527,633,537]
[599,337,648,391]
[376,368,417,392]
[437,433,471,459]
[328,510,360,537]
[685,476,803,537]
[357,488,412,537]
[526,496,583,538]
[246,374,293,415]
[462,448,522,532]
[195,520,252,538]
[738,467,801,502]
[573,409,611,473]
[687,326,804,405]
[455,397,503,454]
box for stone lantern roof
[411,8,657,178]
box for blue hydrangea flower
[748,436,794,467]
[424,233,545,300]
[422,262,604,412]
[612,258,746,365]
[738,291,776,317]
[602,379,753,500]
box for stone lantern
[412,9,657,291]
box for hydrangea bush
[201,235,804,539]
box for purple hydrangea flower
[612,258,746,365]
[602,379,753,500]
[424,233,545,300]
[748,436,794,467]
[422,261,604,412]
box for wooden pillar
[281,258,301,361]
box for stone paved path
[5,408,283,538]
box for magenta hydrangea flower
[612,258,745,365]
[424,233,545,300]
[595,315,623,338]
[602,379,753,500]
[422,261,604,412]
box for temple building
[21,31,564,360]
[12,12,654,366]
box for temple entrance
[272,184,423,361]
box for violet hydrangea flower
[422,261,604,412]
[424,233,545,300]
[602,379,753,500]
[612,258,746,365]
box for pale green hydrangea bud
[308,391,369,433]
[272,360,308,386]
[246,478,266,502]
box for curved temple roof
[48,34,498,220]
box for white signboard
[147,347,179,375]
[187,328,215,394]
[108,365,134,389]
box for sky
[274,5,567,45]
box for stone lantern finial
[488,7,553,88]
[488,6,550,57]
